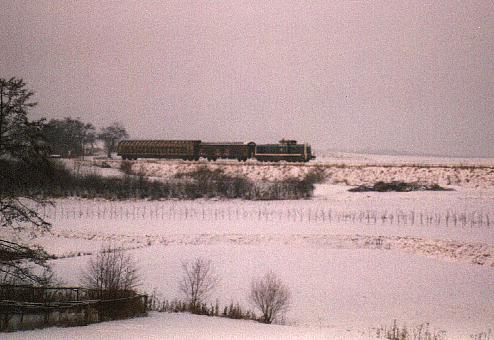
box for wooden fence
[0,285,147,332]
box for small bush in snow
[374,320,447,340]
[470,329,493,340]
[179,257,219,312]
[349,181,453,193]
[120,160,133,175]
[81,245,140,295]
[249,271,291,324]
[147,292,257,321]
[304,166,327,185]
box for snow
[4,157,494,339]
[314,151,494,167]
[32,185,494,252]
[45,244,493,339]
[76,154,494,187]
[4,312,375,340]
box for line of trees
[42,118,128,158]
[1,78,129,160]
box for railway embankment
[78,159,494,188]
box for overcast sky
[1,1,493,156]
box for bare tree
[98,122,129,158]
[82,245,140,294]
[179,257,219,310]
[249,271,291,324]
[0,77,52,285]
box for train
[117,139,315,162]
[199,142,255,162]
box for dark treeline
[42,118,128,158]
[1,160,321,200]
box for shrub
[81,245,140,296]
[349,181,453,192]
[375,320,447,340]
[0,159,318,200]
[249,271,291,324]
[147,293,258,321]
[179,258,219,312]
[304,166,327,185]
[120,160,133,175]
[470,329,493,340]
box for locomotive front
[254,139,315,162]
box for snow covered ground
[5,312,378,340]
[75,153,494,188]
[11,185,491,339]
[314,151,494,167]
[43,243,492,339]
[5,156,494,339]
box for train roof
[201,142,248,145]
[257,142,311,147]
[119,140,201,143]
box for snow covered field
[315,151,494,167]
[75,151,494,187]
[5,312,378,340]
[6,156,494,339]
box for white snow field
[75,152,494,188]
[5,312,377,340]
[6,156,494,339]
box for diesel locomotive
[254,139,315,162]
[117,139,315,162]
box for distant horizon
[315,147,494,159]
